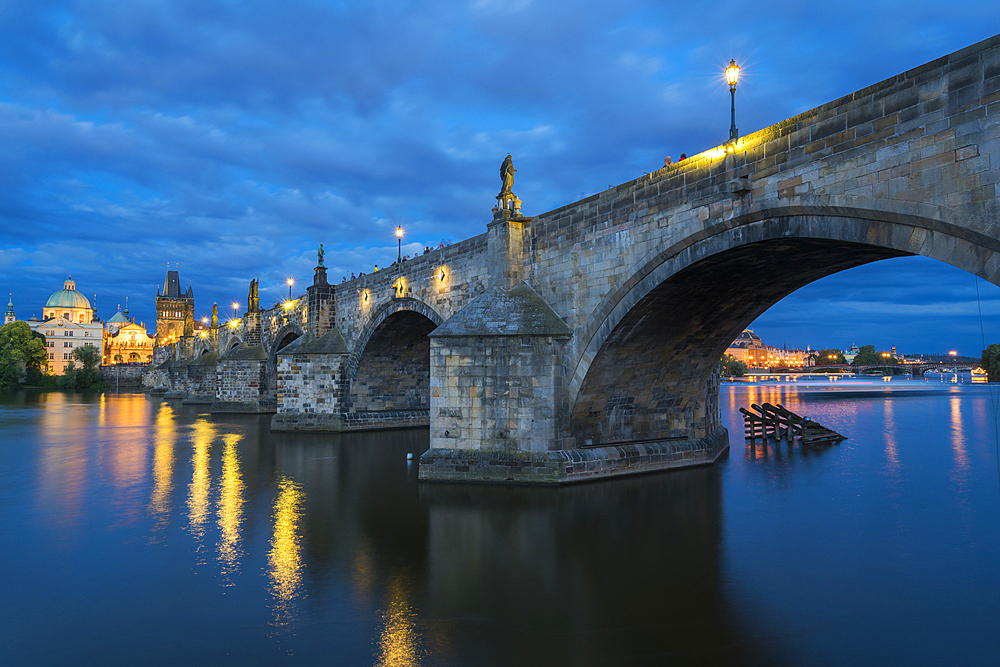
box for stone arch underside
[566,209,1000,447]
[267,324,304,392]
[349,308,439,413]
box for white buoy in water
[406,452,414,460]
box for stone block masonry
[150,34,1000,484]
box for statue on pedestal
[248,279,260,312]
[211,303,218,328]
[183,313,194,337]
[499,154,516,198]
[318,243,325,267]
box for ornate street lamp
[726,59,740,142]
[395,226,403,264]
[287,277,294,301]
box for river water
[1,377,998,666]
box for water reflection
[187,419,215,549]
[884,397,899,473]
[148,403,176,533]
[268,476,304,630]
[216,433,245,579]
[950,394,969,475]
[374,573,423,667]
[37,391,87,532]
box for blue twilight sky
[1,1,999,356]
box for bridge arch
[567,196,1000,446]
[347,298,443,413]
[266,322,305,394]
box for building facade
[156,269,195,346]
[725,329,812,368]
[27,276,103,374]
[104,302,156,364]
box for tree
[720,354,747,377]
[982,344,1000,382]
[852,344,880,366]
[815,348,846,365]
[0,321,48,388]
[58,344,103,390]
[73,343,101,370]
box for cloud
[1,0,999,352]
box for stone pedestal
[270,328,349,431]
[308,265,335,338]
[419,282,574,481]
[211,344,273,413]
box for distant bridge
[148,34,1000,484]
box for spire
[124,296,129,319]
[4,294,14,324]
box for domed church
[27,276,104,375]
[43,276,96,323]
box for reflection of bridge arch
[568,200,1000,445]
[347,298,443,413]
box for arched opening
[350,310,437,412]
[569,237,913,446]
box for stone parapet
[419,427,729,484]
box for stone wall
[100,364,147,387]
[212,345,271,413]
[333,234,489,352]
[350,310,435,412]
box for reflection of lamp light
[283,300,291,310]
[439,268,446,281]
[726,59,740,141]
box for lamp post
[395,226,403,264]
[726,59,740,142]
[287,277,294,301]
[232,302,239,324]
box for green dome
[108,310,129,324]
[45,276,92,310]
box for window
[64,341,70,347]
[48,353,53,360]
[63,353,69,360]
[63,312,69,319]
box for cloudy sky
[1,1,999,356]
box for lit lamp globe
[726,59,741,142]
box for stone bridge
[148,34,1000,484]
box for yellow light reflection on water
[883,398,899,473]
[950,395,968,472]
[187,419,216,544]
[216,433,245,578]
[149,403,176,531]
[268,476,304,629]
[374,574,423,667]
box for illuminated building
[104,302,156,364]
[725,328,811,368]
[156,268,195,346]
[4,296,14,324]
[844,343,860,363]
[27,276,103,374]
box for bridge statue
[248,279,259,312]
[498,154,516,198]
[183,313,194,337]
[318,243,325,267]
[211,303,218,328]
